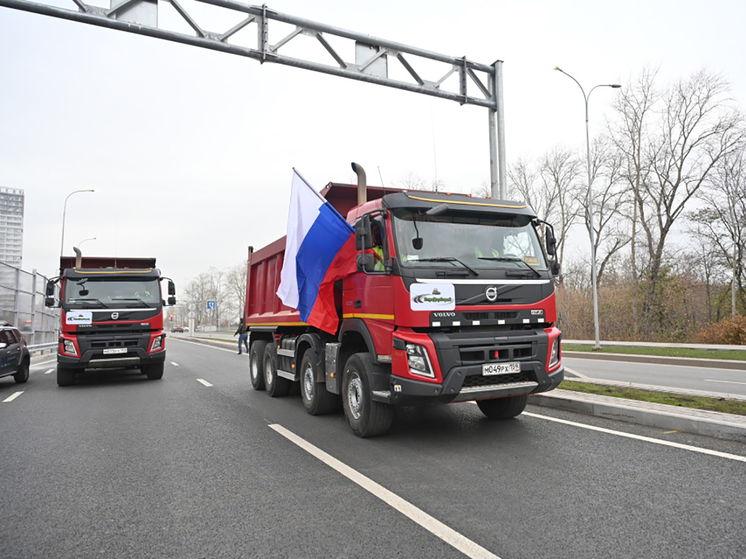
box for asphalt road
[2,340,745,559]
[564,357,746,397]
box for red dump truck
[45,253,176,386]
[245,169,563,437]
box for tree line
[502,68,745,343]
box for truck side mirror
[168,280,176,296]
[167,296,176,306]
[357,253,376,273]
[355,215,373,250]
[46,280,55,297]
[545,228,557,257]
[44,297,56,308]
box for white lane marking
[44,368,54,375]
[270,424,501,559]
[704,379,746,386]
[523,412,746,463]
[563,366,591,380]
[196,379,213,387]
[3,391,24,403]
[170,362,179,367]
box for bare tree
[577,135,630,283]
[689,147,746,316]
[608,68,658,336]
[225,262,248,322]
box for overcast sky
[1,0,744,293]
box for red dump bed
[244,182,394,327]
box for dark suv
[0,323,30,384]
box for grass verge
[563,344,746,361]
[559,380,746,416]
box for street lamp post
[60,189,95,258]
[77,237,96,252]
[554,67,621,350]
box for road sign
[207,300,216,310]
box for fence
[0,261,59,346]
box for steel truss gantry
[0,0,507,196]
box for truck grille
[90,340,139,349]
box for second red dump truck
[45,253,176,386]
[245,167,563,437]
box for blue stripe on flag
[295,203,353,321]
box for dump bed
[244,182,395,327]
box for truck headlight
[406,343,435,378]
[63,339,77,356]
[150,335,164,352]
[549,338,560,369]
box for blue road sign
[207,300,216,310]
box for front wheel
[476,395,528,419]
[142,362,164,380]
[249,340,267,390]
[300,350,338,416]
[342,354,393,438]
[57,366,75,387]
[13,360,29,384]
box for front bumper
[376,362,564,406]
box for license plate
[103,348,127,355]
[482,361,520,376]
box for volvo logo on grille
[485,286,498,302]
[111,312,119,320]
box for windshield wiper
[478,256,541,277]
[416,257,479,276]
[111,297,151,307]
[68,298,106,308]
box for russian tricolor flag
[277,170,356,334]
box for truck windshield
[64,279,161,308]
[391,209,547,271]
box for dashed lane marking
[270,423,501,559]
[196,379,213,387]
[44,369,54,375]
[170,362,179,367]
[3,391,24,403]
[704,379,746,386]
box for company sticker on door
[410,283,455,311]
[66,311,92,325]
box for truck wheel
[57,366,75,387]
[143,362,164,380]
[342,354,394,438]
[13,360,29,384]
[264,344,290,397]
[476,395,528,419]
[249,340,267,391]
[300,350,338,416]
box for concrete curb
[563,350,746,371]
[529,389,746,443]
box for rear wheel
[300,350,338,415]
[342,354,393,438]
[142,362,164,380]
[57,366,75,387]
[264,344,290,397]
[249,340,267,390]
[476,395,528,419]
[13,360,29,384]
